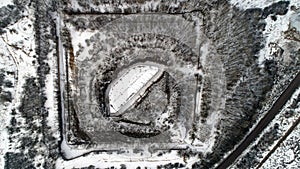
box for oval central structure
[107,64,163,115]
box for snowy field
[108,64,161,114]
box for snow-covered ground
[231,86,300,168]
[1,0,299,168]
[0,5,37,168]
[56,149,199,169]
[231,0,300,65]
[58,1,300,168]
[262,121,300,168]
[0,0,13,8]
[224,1,300,168]
[230,0,300,64]
[230,0,300,10]
[109,64,161,114]
[44,34,60,138]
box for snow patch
[68,25,95,56]
[0,8,37,166]
[230,0,298,10]
[0,0,13,8]
[290,12,300,33]
[44,49,59,132]
[109,64,160,114]
[0,130,8,169]
[56,148,198,169]
[256,1,300,66]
